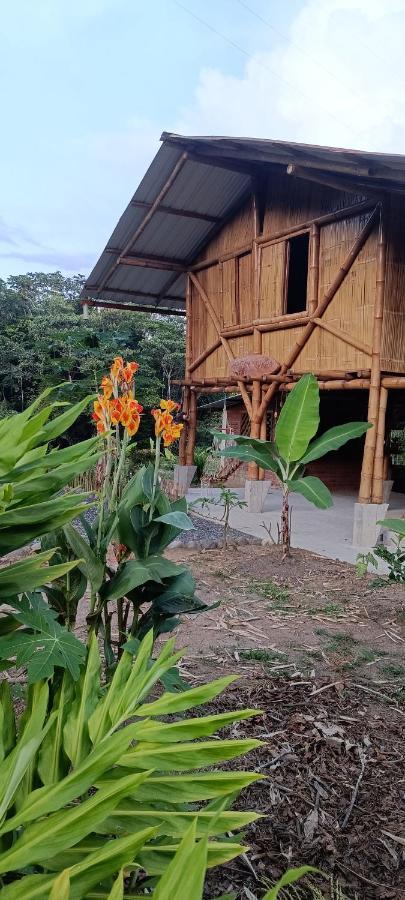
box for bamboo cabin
[83,133,405,541]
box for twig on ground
[340,748,367,830]
[310,681,343,697]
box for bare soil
[165,544,405,899]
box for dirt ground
[166,544,405,900]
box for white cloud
[175,0,405,152]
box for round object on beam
[229,353,279,379]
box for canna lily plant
[218,374,371,559]
[63,358,211,669]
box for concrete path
[187,486,404,566]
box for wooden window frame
[282,229,311,317]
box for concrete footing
[383,479,394,503]
[352,502,389,548]
[173,464,197,496]
[245,479,270,512]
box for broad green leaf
[1,724,141,834]
[119,737,262,771]
[101,556,186,604]
[0,770,151,872]
[138,838,246,876]
[49,870,70,900]
[63,523,104,593]
[0,680,16,760]
[0,554,82,599]
[97,771,260,805]
[263,866,318,899]
[219,443,280,474]
[300,421,371,465]
[275,374,319,463]
[63,633,101,765]
[37,672,74,784]
[153,821,207,900]
[129,708,259,743]
[288,476,333,509]
[98,805,260,837]
[89,632,154,743]
[107,870,124,900]
[38,395,95,443]
[379,518,405,537]
[153,511,194,531]
[134,675,238,718]
[0,600,86,683]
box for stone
[352,502,389,548]
[244,479,270,513]
[173,464,197,495]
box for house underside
[83,133,405,544]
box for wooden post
[358,209,387,503]
[259,414,267,481]
[185,390,197,466]
[308,223,320,315]
[179,386,190,466]
[371,386,388,503]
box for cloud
[0,216,45,250]
[175,0,405,152]
[0,249,96,273]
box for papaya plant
[218,374,371,559]
[0,630,262,897]
[0,387,100,680]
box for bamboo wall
[189,174,405,381]
[381,196,405,373]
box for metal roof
[84,132,405,315]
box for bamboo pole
[259,415,267,481]
[308,224,320,315]
[189,200,375,274]
[185,389,197,466]
[257,316,311,334]
[221,324,254,338]
[312,317,372,356]
[381,376,405,388]
[189,338,222,373]
[371,385,388,503]
[358,208,387,503]
[185,276,192,378]
[179,386,190,465]
[188,272,253,418]
[253,310,308,327]
[282,379,371,391]
[82,298,185,317]
[257,206,379,422]
[248,325,262,480]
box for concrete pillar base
[173,464,197,496]
[245,479,270,513]
[352,502,389,548]
[383,479,394,503]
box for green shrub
[0,631,261,897]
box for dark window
[285,232,309,314]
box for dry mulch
[165,544,405,899]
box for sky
[2,0,405,279]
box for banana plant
[0,387,100,678]
[0,630,262,897]
[217,374,371,559]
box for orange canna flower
[110,356,124,378]
[121,361,139,383]
[101,375,114,399]
[160,399,179,413]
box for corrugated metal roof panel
[85,132,405,315]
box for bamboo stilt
[185,389,197,466]
[248,324,262,480]
[371,386,388,503]
[258,411,267,481]
[179,386,190,465]
[358,209,387,503]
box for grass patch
[240,648,288,665]
[380,662,405,679]
[308,602,345,617]
[250,579,290,607]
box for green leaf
[0,770,151,873]
[63,633,101,766]
[300,421,372,464]
[135,675,238,718]
[379,518,405,537]
[37,672,74,785]
[0,551,82,599]
[98,804,260,837]
[0,595,86,683]
[263,866,319,899]
[38,395,95,443]
[119,737,262,771]
[275,374,319,463]
[49,870,70,900]
[288,476,333,509]
[153,821,207,900]
[153,511,194,531]
[64,523,104,593]
[107,870,124,900]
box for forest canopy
[0,271,185,443]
